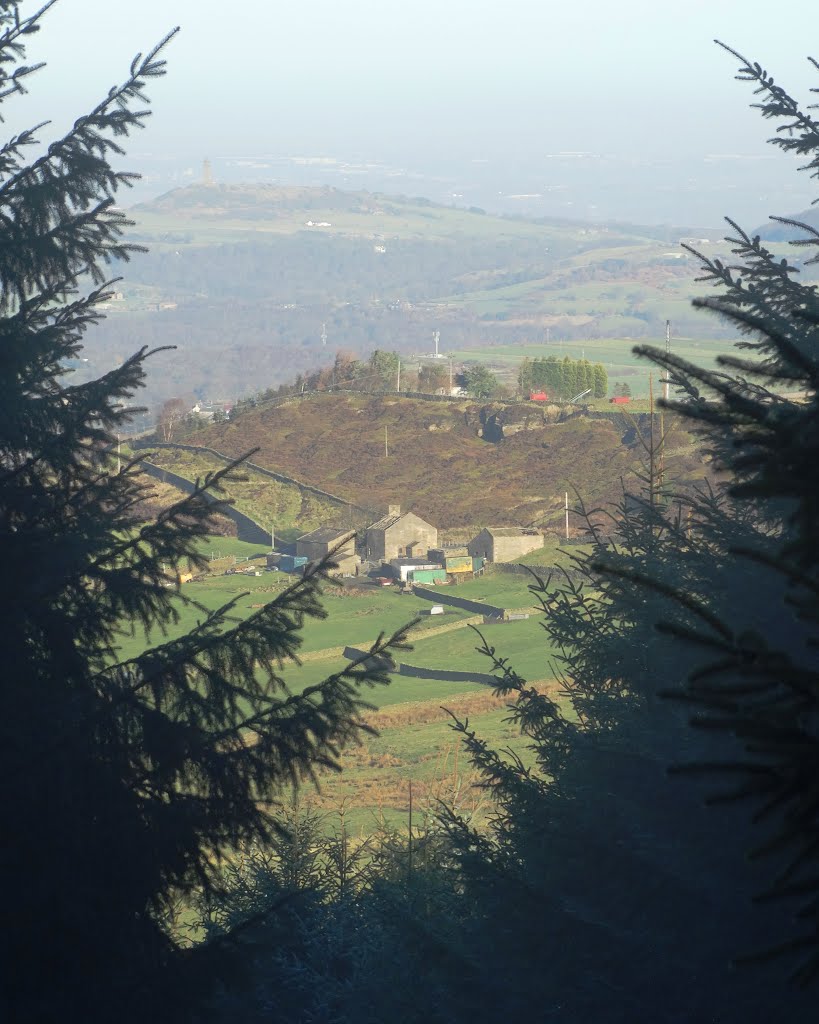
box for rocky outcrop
[478,402,567,442]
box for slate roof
[297,526,355,545]
[366,511,404,533]
[368,511,437,534]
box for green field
[117,548,558,828]
[118,568,542,663]
[192,536,272,561]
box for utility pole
[565,491,569,542]
[433,330,440,358]
[664,320,671,401]
[397,359,401,393]
[270,524,275,551]
[449,358,453,392]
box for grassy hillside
[180,393,706,531]
[131,444,361,542]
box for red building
[529,391,549,402]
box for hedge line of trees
[518,355,608,399]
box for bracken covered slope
[187,394,706,532]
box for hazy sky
[10,0,819,221]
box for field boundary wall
[135,460,271,545]
[131,440,379,519]
[486,562,587,584]
[343,646,498,687]
[412,586,505,618]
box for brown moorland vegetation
[184,393,707,530]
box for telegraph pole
[270,524,275,551]
[565,492,569,541]
[664,320,671,401]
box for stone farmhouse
[467,527,543,563]
[296,526,358,575]
[364,505,438,563]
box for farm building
[467,527,543,563]
[296,526,358,575]
[428,547,473,575]
[388,557,442,583]
[365,505,438,562]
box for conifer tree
[592,361,608,398]
[542,355,561,395]
[629,41,819,982]
[0,6,404,1020]
[560,354,576,397]
[434,40,819,1020]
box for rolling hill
[171,393,707,532]
[74,183,767,411]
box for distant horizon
[12,1,819,233]
[123,151,817,234]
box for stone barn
[365,505,437,563]
[296,526,358,575]
[468,527,543,563]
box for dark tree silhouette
[0,6,404,1021]
[433,42,819,1021]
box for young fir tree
[0,6,404,1021]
